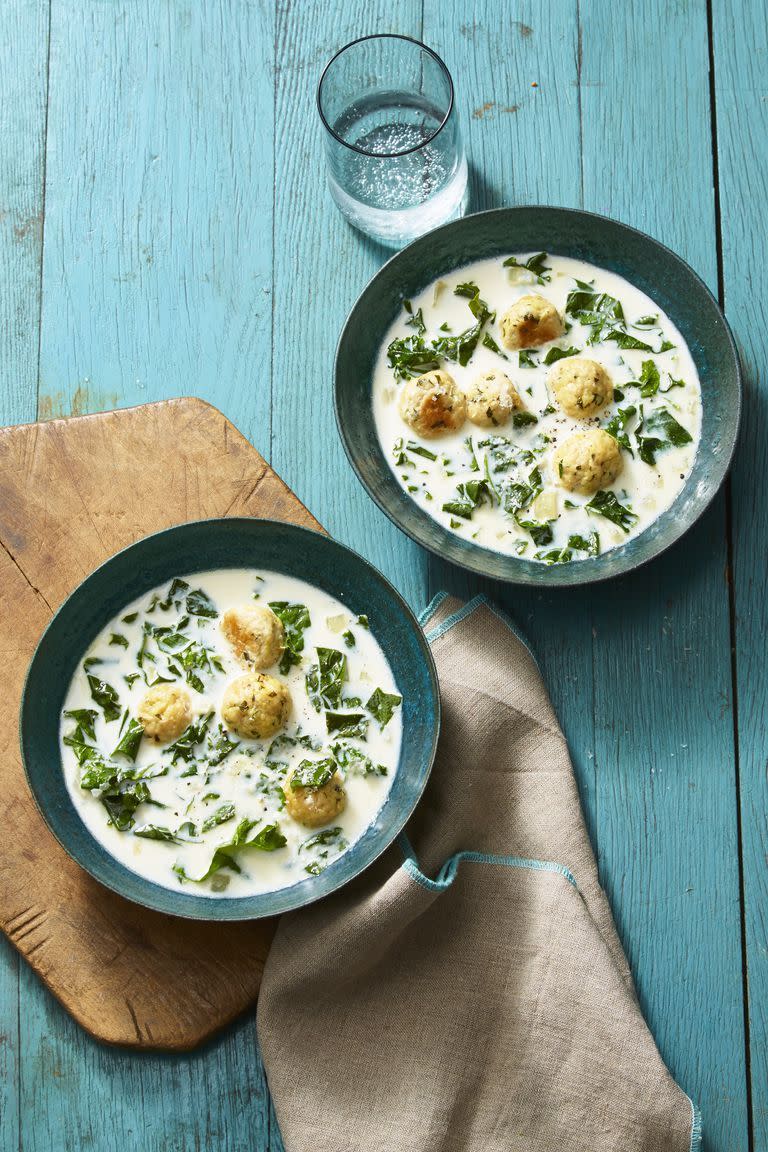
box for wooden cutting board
[0,398,321,1050]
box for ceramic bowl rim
[19,517,441,920]
[334,204,742,586]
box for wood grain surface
[0,397,319,1051]
[0,0,765,1150]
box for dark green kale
[512,411,539,428]
[365,688,402,729]
[604,405,637,454]
[201,804,236,833]
[153,578,190,612]
[100,779,154,831]
[515,517,553,547]
[605,330,653,352]
[403,300,426,336]
[634,359,661,398]
[502,252,551,283]
[173,818,287,883]
[299,826,349,855]
[442,479,492,520]
[386,335,441,380]
[167,712,213,764]
[86,672,121,722]
[387,282,491,378]
[565,284,625,343]
[567,532,600,556]
[305,648,347,712]
[206,724,240,767]
[133,824,178,842]
[331,743,387,777]
[543,346,580,366]
[585,490,638,533]
[290,758,337,790]
[535,547,573,565]
[325,712,369,739]
[636,407,693,465]
[482,332,508,359]
[268,601,311,673]
[185,588,218,619]
[63,708,98,742]
[112,717,144,762]
[500,466,543,516]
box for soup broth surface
[372,253,702,563]
[60,569,402,898]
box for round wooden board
[0,398,321,1050]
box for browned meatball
[220,673,291,739]
[549,357,613,418]
[398,370,466,437]
[553,429,623,495]
[284,770,347,829]
[221,605,284,669]
[138,684,192,744]
[499,294,564,350]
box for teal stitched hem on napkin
[398,831,578,892]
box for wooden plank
[578,3,748,1149]
[0,3,50,1148]
[271,0,426,610]
[711,0,768,1145]
[424,4,748,1150]
[0,938,19,1152]
[18,970,275,1152]
[36,0,274,457]
[0,0,47,427]
[420,4,601,863]
[23,4,280,1146]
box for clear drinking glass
[317,34,468,248]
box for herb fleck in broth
[60,570,402,897]
[373,253,702,563]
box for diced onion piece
[532,491,558,521]
[506,267,536,285]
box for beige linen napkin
[258,594,700,1152]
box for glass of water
[317,34,468,248]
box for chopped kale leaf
[269,601,311,673]
[290,758,337,790]
[636,407,693,465]
[305,648,347,712]
[365,688,402,729]
[585,490,638,533]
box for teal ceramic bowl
[20,518,440,920]
[335,206,741,584]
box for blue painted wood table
[1,2,765,1149]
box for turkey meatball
[549,357,613,418]
[138,684,192,744]
[498,294,564,350]
[465,370,524,428]
[220,673,291,740]
[553,429,623,495]
[221,605,284,670]
[284,770,347,829]
[398,369,466,437]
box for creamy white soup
[372,253,702,563]
[60,570,402,897]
